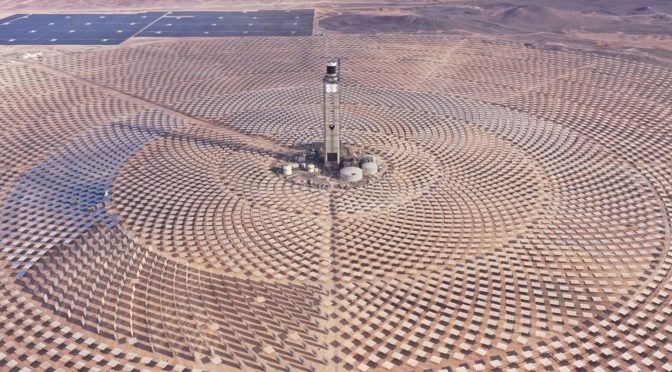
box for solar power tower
[323,59,341,165]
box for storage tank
[282,164,293,176]
[361,161,378,175]
[307,164,316,173]
[340,166,363,182]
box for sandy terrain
[316,1,672,66]
[568,30,672,52]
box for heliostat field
[0,33,671,372]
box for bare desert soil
[316,1,672,66]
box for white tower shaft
[324,60,340,165]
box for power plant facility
[276,58,380,186]
[323,59,341,165]
[1,4,671,370]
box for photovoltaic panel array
[138,10,314,37]
[0,9,314,45]
[0,12,165,45]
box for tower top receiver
[326,59,339,76]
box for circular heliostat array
[0,35,671,372]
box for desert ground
[0,1,671,371]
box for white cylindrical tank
[340,166,363,182]
[307,164,316,173]
[282,164,293,176]
[361,162,378,175]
